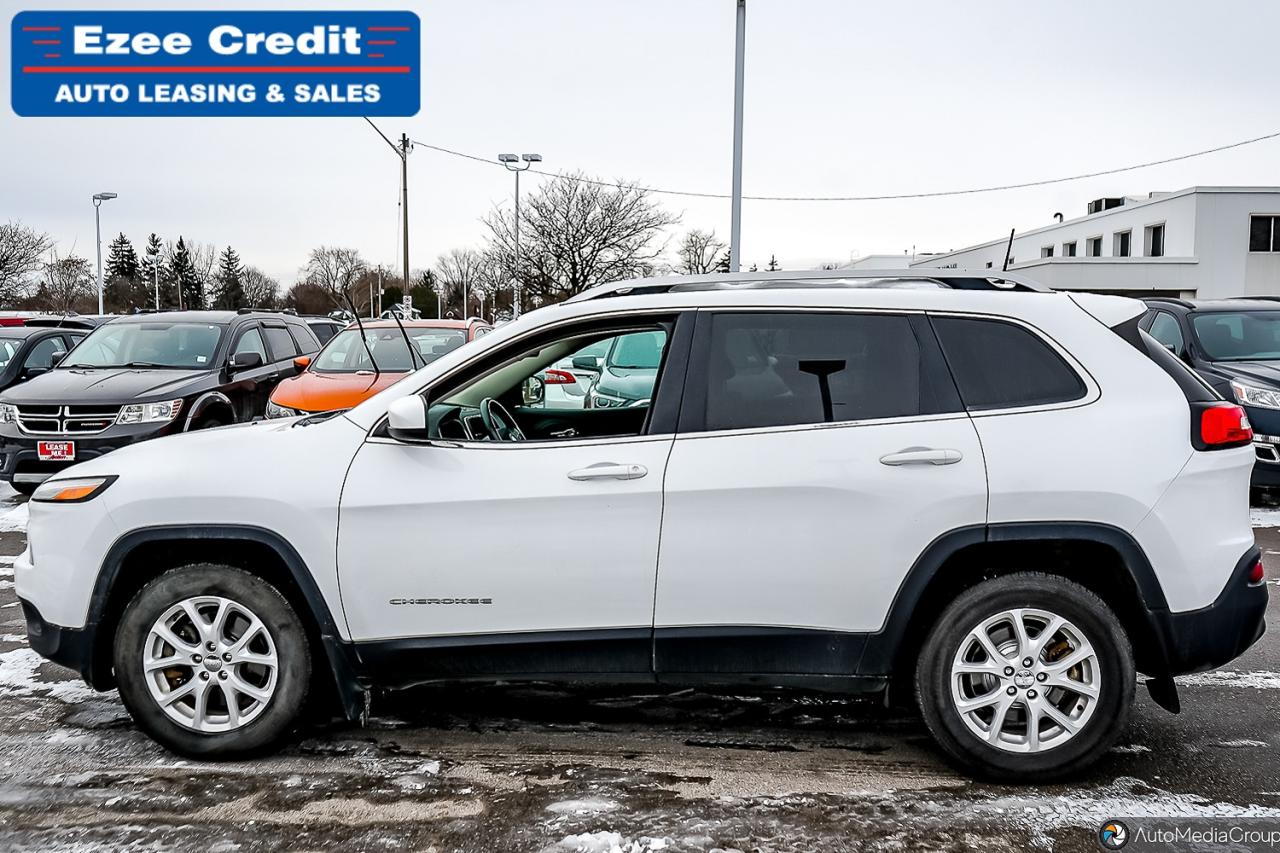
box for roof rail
[1143,296,1196,308]
[564,268,1051,304]
[1228,295,1280,303]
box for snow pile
[1176,670,1280,690]
[0,647,98,703]
[541,833,672,853]
[546,799,621,816]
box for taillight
[1198,403,1253,448]
[1248,558,1265,585]
[544,369,577,385]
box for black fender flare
[183,391,235,430]
[857,521,1172,677]
[87,524,366,720]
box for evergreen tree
[214,245,246,309]
[766,254,780,272]
[140,233,175,309]
[105,233,139,281]
[170,237,203,310]
[411,269,440,318]
[714,251,731,273]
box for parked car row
[12,269,1267,782]
[0,310,492,493]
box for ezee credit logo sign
[11,10,420,116]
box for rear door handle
[879,447,963,466]
[567,462,648,481]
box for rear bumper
[1153,546,1268,676]
[19,597,102,687]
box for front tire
[11,482,36,497]
[113,564,312,759]
[915,573,1134,782]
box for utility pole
[153,264,159,311]
[400,133,411,295]
[728,0,746,272]
[92,192,117,314]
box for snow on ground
[1252,507,1280,528]
[1177,670,1280,690]
[0,501,27,533]
[541,832,672,853]
[0,647,99,704]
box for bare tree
[676,228,726,275]
[35,250,94,314]
[435,248,488,317]
[303,246,367,312]
[241,266,280,308]
[0,221,52,306]
[484,172,678,306]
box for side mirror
[293,355,312,375]
[571,355,602,372]
[51,350,67,367]
[522,375,546,406]
[387,395,431,442]
[23,365,50,378]
[229,351,264,372]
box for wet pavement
[1,487,1278,851]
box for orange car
[265,318,491,418]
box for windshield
[0,338,24,369]
[63,322,223,369]
[608,331,665,369]
[1191,311,1280,361]
[312,326,467,373]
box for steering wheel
[478,397,527,442]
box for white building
[907,186,1280,300]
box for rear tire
[915,573,1134,782]
[113,564,312,759]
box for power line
[410,129,1280,203]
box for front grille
[15,404,121,436]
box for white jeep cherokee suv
[16,270,1268,780]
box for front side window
[23,337,64,371]
[64,322,224,369]
[0,338,24,370]
[690,312,959,432]
[1147,311,1185,355]
[1191,311,1280,361]
[933,316,1086,410]
[232,328,267,360]
[423,319,675,441]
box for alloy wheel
[142,595,279,734]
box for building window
[985,261,993,268]
[1250,215,1280,252]
[1113,230,1132,257]
[1145,223,1165,257]
[1063,241,1077,257]
[1087,236,1103,257]
[1041,246,1054,258]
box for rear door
[653,309,988,678]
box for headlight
[588,390,624,409]
[116,399,183,425]
[1231,380,1280,410]
[0,403,15,424]
[32,475,116,503]
[265,400,301,419]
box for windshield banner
[10,10,420,117]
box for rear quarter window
[931,316,1086,411]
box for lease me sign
[10,10,420,116]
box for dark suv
[0,311,319,493]
[1142,297,1280,489]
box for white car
[15,269,1267,780]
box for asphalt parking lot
[0,488,1277,852]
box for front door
[653,310,988,678]
[337,312,691,681]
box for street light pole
[500,153,541,319]
[729,0,746,272]
[92,192,117,314]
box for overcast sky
[4,0,1280,284]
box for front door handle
[879,447,963,466]
[567,462,648,481]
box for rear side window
[691,312,961,432]
[262,326,298,361]
[1147,311,1185,355]
[932,316,1086,410]
[289,324,320,355]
